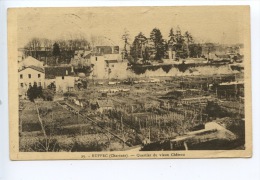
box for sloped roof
[19,56,43,69]
[18,65,44,73]
[83,51,92,58]
[45,66,75,79]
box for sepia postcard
[8,6,251,160]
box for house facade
[90,55,106,79]
[18,66,45,97]
[105,59,128,79]
[55,76,75,92]
[90,53,128,80]
[45,66,76,92]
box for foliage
[27,83,43,102]
[47,82,56,91]
[189,44,202,58]
[150,28,167,60]
[130,32,147,62]
[129,27,202,63]
[52,42,61,57]
[203,101,230,118]
[42,89,54,101]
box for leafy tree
[27,83,38,102]
[130,32,147,62]
[53,42,60,56]
[175,26,185,52]
[168,28,176,49]
[150,28,166,60]
[143,46,150,63]
[42,89,54,101]
[169,28,174,38]
[53,42,60,64]
[27,85,34,102]
[36,85,43,98]
[189,44,202,58]
[203,101,229,118]
[184,31,194,57]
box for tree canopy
[27,83,43,102]
[52,42,61,57]
[128,26,203,63]
[150,28,166,60]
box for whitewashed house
[105,59,128,80]
[45,66,76,92]
[18,66,45,97]
[56,75,75,92]
[90,53,128,80]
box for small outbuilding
[96,99,113,113]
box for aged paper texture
[8,6,251,160]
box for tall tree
[184,31,193,58]
[53,42,60,56]
[168,28,177,51]
[130,32,147,62]
[189,44,202,58]
[25,38,41,58]
[27,82,41,102]
[150,28,166,60]
[175,26,185,50]
[53,42,60,65]
[121,28,131,59]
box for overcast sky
[16,6,249,48]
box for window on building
[38,82,41,86]
[20,83,23,87]
[62,76,64,80]
[96,57,98,61]
[28,74,31,79]
[38,74,41,78]
[20,74,23,79]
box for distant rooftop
[19,65,45,73]
[45,66,75,79]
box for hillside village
[18,28,245,152]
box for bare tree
[25,38,41,58]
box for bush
[42,89,54,101]
[27,83,43,102]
